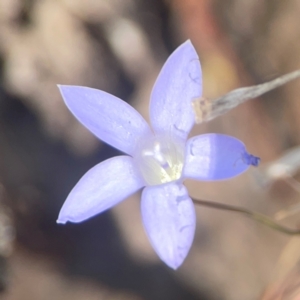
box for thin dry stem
[192,197,300,235]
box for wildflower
[57,40,259,269]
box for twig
[191,197,300,235]
[192,69,300,123]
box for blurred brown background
[0,0,300,299]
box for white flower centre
[134,134,185,186]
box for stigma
[134,134,185,186]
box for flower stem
[191,197,300,235]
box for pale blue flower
[57,40,259,269]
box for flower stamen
[134,135,185,186]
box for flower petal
[58,85,152,155]
[141,182,196,269]
[57,156,145,224]
[150,40,202,140]
[183,133,260,180]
